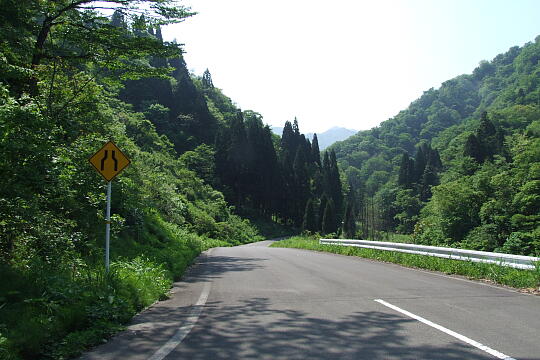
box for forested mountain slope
[0,2,276,358]
[332,37,540,255]
[0,2,347,358]
[2,1,536,357]
[118,29,346,234]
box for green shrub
[459,224,500,251]
[112,258,170,309]
[500,231,535,255]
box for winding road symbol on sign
[89,141,130,181]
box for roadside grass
[271,235,540,290]
[0,259,167,360]
[0,212,254,360]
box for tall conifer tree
[202,68,214,88]
[414,146,426,182]
[318,194,329,231]
[293,145,310,225]
[477,111,496,139]
[281,121,295,159]
[420,163,438,201]
[302,199,317,233]
[322,199,337,235]
[476,112,499,161]
[311,134,321,166]
[329,150,343,217]
[155,26,163,42]
[398,152,412,187]
[464,134,483,163]
[342,201,356,238]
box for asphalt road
[80,240,540,360]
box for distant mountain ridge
[271,126,357,150]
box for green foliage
[459,224,500,251]
[415,180,483,244]
[242,216,296,239]
[0,4,268,359]
[382,232,414,243]
[500,232,536,255]
[342,201,356,238]
[0,256,168,359]
[208,105,344,231]
[464,134,483,163]
[0,205,250,359]
[112,257,170,308]
[180,144,217,185]
[331,36,540,256]
[302,199,317,233]
[322,199,338,235]
[393,189,422,233]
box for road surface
[80,240,540,360]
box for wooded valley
[0,1,539,358]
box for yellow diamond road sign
[89,141,131,182]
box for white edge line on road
[147,281,211,360]
[374,299,516,360]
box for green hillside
[0,2,346,358]
[1,2,539,358]
[0,2,270,358]
[332,37,540,255]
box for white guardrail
[319,239,540,270]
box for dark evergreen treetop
[477,111,496,139]
[342,200,356,238]
[427,147,442,171]
[202,68,214,88]
[322,151,330,173]
[156,25,164,42]
[293,117,300,137]
[111,10,127,29]
[414,146,426,182]
[311,133,321,166]
[322,199,337,235]
[281,121,295,156]
[398,152,412,187]
[464,134,483,163]
[302,199,317,232]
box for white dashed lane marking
[374,299,516,360]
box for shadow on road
[80,251,508,360]
[182,255,268,283]
[164,297,494,360]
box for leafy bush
[500,232,536,255]
[459,224,500,251]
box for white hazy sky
[163,0,540,133]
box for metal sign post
[89,141,131,273]
[105,181,112,272]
